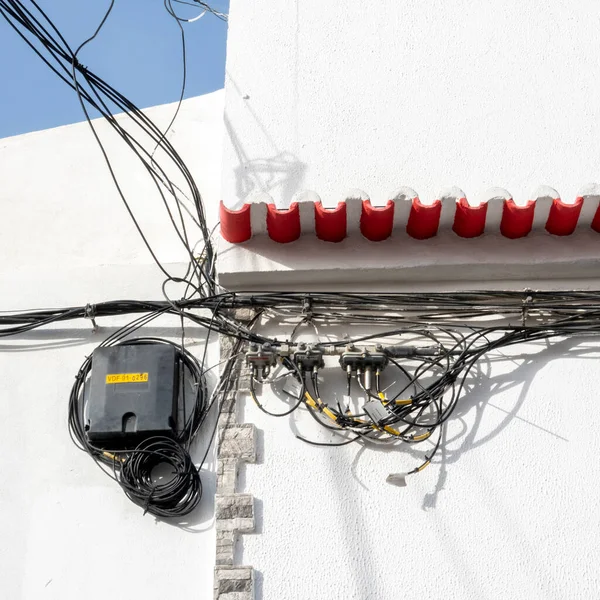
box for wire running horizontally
[5,2,600,500]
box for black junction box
[87,344,179,448]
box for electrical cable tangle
[64,295,257,519]
[5,286,600,491]
[69,3,211,294]
[6,2,600,500]
[0,0,218,297]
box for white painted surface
[218,230,600,290]
[222,1,600,209]
[221,3,600,599]
[240,328,600,600]
[0,90,223,600]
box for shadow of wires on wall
[344,336,589,511]
[258,331,595,514]
[224,112,307,209]
[416,336,589,510]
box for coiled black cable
[120,437,201,518]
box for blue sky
[0,0,229,138]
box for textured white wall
[0,90,223,600]
[221,2,600,599]
[222,1,600,208]
[240,327,600,600]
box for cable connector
[339,347,388,372]
[386,473,408,487]
[293,343,324,372]
[363,400,391,425]
[385,345,441,358]
[102,451,125,463]
[245,342,277,378]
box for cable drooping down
[0,0,219,299]
[6,290,600,487]
[4,2,600,514]
[0,0,230,518]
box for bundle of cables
[7,0,600,499]
[0,0,218,299]
[248,344,444,479]
[242,292,600,482]
[68,337,208,518]
[5,287,600,489]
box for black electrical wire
[4,245,600,483]
[120,437,202,518]
[233,291,600,476]
[249,357,306,417]
[70,5,204,289]
[0,0,217,296]
[5,0,581,495]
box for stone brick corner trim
[214,566,254,600]
[214,335,257,599]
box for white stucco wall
[222,1,600,209]
[5,2,600,598]
[0,90,223,600]
[240,326,600,600]
[220,3,600,599]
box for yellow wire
[379,392,412,406]
[304,391,339,426]
[305,392,409,437]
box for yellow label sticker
[105,373,149,384]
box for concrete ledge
[218,230,600,289]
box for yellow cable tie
[412,432,432,442]
[417,460,431,472]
